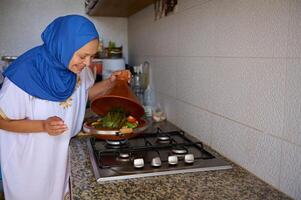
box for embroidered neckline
[59,76,81,109]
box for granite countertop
[70,121,291,200]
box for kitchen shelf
[86,0,156,17]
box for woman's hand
[109,70,132,83]
[88,70,132,100]
[44,116,68,136]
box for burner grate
[87,126,232,183]
[91,129,214,169]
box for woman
[0,15,130,200]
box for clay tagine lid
[90,79,145,118]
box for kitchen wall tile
[177,0,211,13]
[128,26,144,56]
[129,4,154,29]
[175,100,199,135]
[287,0,301,58]
[128,56,148,67]
[152,15,179,56]
[129,24,158,57]
[143,24,158,56]
[152,57,178,98]
[246,132,282,189]
[177,0,217,57]
[175,100,213,146]
[215,0,289,58]
[155,93,178,125]
[211,116,252,169]
[195,109,213,146]
[176,57,215,110]
[211,58,286,138]
[211,116,281,189]
[280,141,301,200]
[128,1,298,197]
[283,59,301,146]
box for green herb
[91,108,140,129]
[99,108,126,129]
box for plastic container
[143,86,155,117]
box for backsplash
[128,0,301,199]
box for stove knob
[184,154,194,164]
[151,157,162,167]
[133,158,144,168]
[168,155,178,165]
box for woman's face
[68,39,99,74]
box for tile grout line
[155,91,301,148]
[131,54,301,59]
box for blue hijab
[4,15,99,101]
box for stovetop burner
[105,139,128,148]
[157,134,171,143]
[87,128,232,183]
[172,147,188,155]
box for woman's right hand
[44,116,68,136]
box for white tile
[177,0,211,13]
[211,58,286,138]
[129,4,154,29]
[176,57,215,110]
[152,57,178,98]
[128,56,146,66]
[143,24,158,56]
[155,93,178,124]
[176,101,200,135]
[280,141,301,200]
[128,3,159,56]
[215,0,289,57]
[194,109,213,146]
[211,116,281,189]
[247,133,282,189]
[128,25,144,56]
[153,15,179,56]
[283,59,301,146]
[211,115,252,168]
[177,1,217,56]
[175,101,212,145]
[287,0,301,58]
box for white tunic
[0,67,94,200]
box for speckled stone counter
[70,121,292,200]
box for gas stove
[87,128,232,183]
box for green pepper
[126,122,138,129]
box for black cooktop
[87,128,232,182]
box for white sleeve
[0,78,30,120]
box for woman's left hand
[109,70,131,83]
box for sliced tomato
[127,115,137,123]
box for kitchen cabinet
[85,0,156,17]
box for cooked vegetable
[125,121,138,129]
[91,108,140,130]
[119,128,133,134]
[127,115,137,123]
